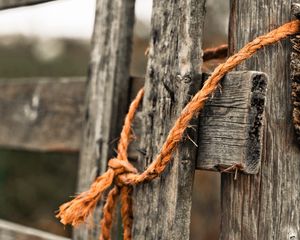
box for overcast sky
[0,0,152,39]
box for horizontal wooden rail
[0,219,69,240]
[0,77,85,152]
[0,71,267,173]
[0,0,57,10]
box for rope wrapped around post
[57,20,300,240]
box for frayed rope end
[56,169,115,226]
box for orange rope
[57,20,300,240]
[100,186,119,240]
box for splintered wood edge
[196,71,268,174]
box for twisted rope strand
[100,186,119,240]
[57,20,300,240]
[120,186,134,240]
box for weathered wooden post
[75,0,135,239]
[132,1,206,239]
[221,1,300,239]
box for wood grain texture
[74,0,135,239]
[0,0,56,10]
[221,1,300,239]
[132,0,205,239]
[0,78,85,152]
[0,219,69,240]
[197,71,267,174]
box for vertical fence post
[75,0,135,239]
[221,1,300,239]
[132,1,206,239]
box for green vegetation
[0,36,90,78]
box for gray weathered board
[0,219,69,240]
[0,78,85,152]
[0,0,56,10]
[132,0,205,238]
[0,71,267,174]
[0,77,142,153]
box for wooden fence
[0,0,299,239]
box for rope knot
[108,158,138,176]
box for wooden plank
[197,71,267,174]
[220,1,300,239]
[74,0,135,239]
[0,0,56,10]
[0,219,69,240]
[132,0,205,239]
[0,77,85,152]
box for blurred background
[0,0,229,239]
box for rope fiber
[57,20,300,240]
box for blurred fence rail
[0,77,85,152]
[0,219,69,240]
[0,0,57,10]
[0,77,143,153]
